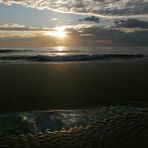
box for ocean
[0,46,148,63]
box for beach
[1,104,148,148]
[0,60,148,114]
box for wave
[0,54,147,63]
[0,49,32,53]
[0,49,87,53]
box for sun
[55,26,66,38]
[44,26,66,39]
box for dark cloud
[79,16,100,23]
[0,0,148,17]
[114,19,148,29]
[65,25,148,46]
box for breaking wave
[0,54,147,63]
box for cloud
[0,24,26,28]
[114,19,148,29]
[0,0,148,17]
[0,23,148,47]
[65,24,148,46]
[49,18,58,21]
[0,23,54,39]
[0,23,34,31]
[79,16,100,23]
[0,23,54,32]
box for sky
[0,0,148,47]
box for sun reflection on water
[55,46,65,51]
[54,46,67,56]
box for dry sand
[0,60,148,114]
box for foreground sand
[0,60,148,114]
[0,103,148,148]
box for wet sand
[0,103,148,148]
[0,60,148,114]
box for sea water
[0,46,148,63]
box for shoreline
[0,58,148,65]
[0,60,148,114]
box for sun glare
[44,26,66,39]
[56,46,65,51]
[55,26,66,38]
